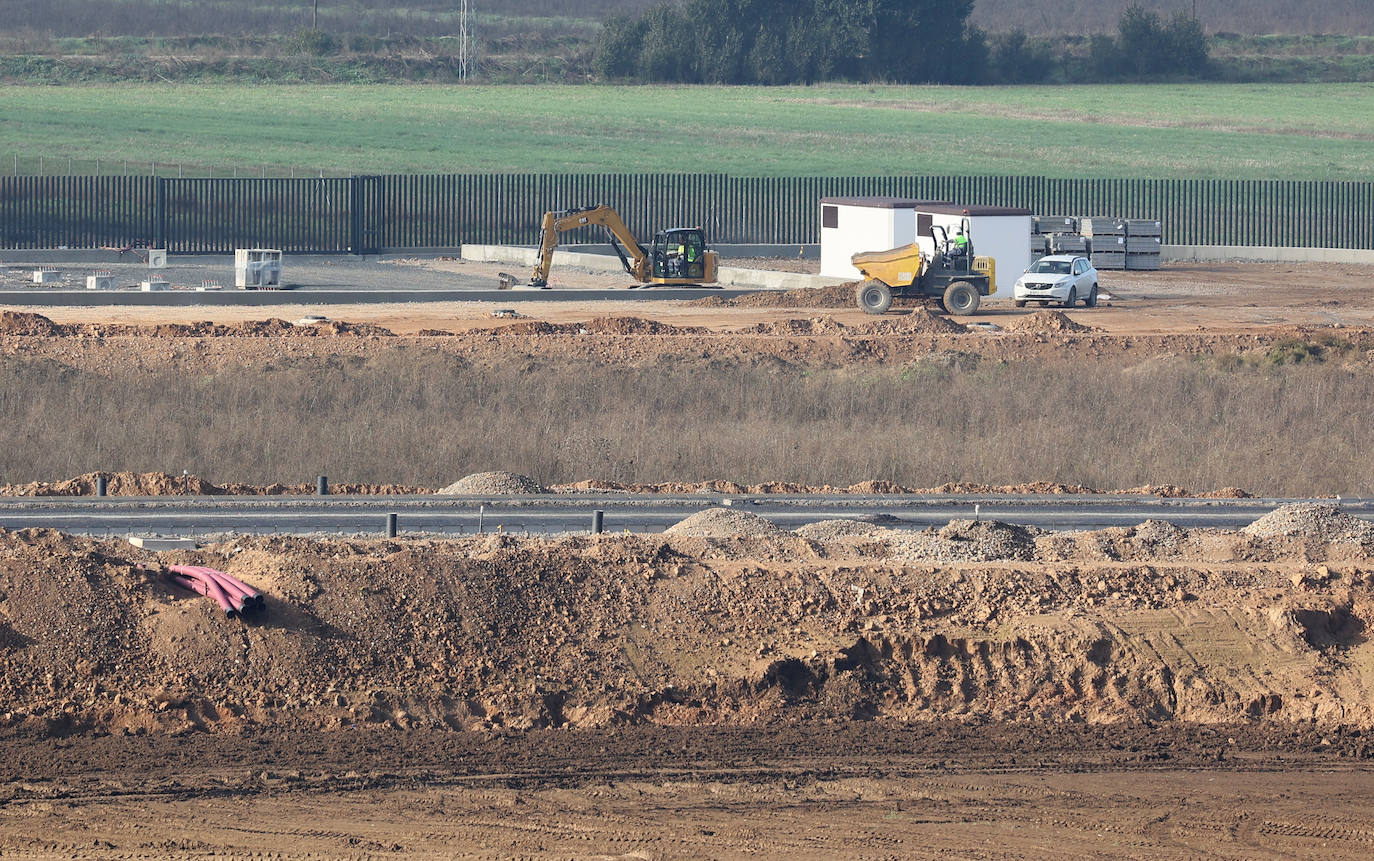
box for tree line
[595,1,1213,84]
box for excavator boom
[528,205,649,287]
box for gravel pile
[436,471,546,495]
[794,519,888,540]
[1242,503,1374,543]
[937,519,1040,561]
[664,508,783,538]
[883,520,1041,562]
[1129,519,1190,555]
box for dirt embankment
[2,504,1372,737]
[0,311,394,339]
[0,472,426,497]
[0,470,1254,498]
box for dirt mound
[581,316,704,335]
[742,317,849,336]
[692,283,857,309]
[664,507,783,537]
[437,471,546,495]
[845,479,912,494]
[0,311,65,336]
[855,308,968,335]
[1243,503,1374,544]
[1006,310,1097,334]
[1204,486,1254,499]
[0,314,394,339]
[492,317,700,336]
[932,481,1101,495]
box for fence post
[349,175,360,254]
[155,178,168,250]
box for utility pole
[313,0,319,30]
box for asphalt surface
[0,494,1364,538]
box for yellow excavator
[505,204,719,288]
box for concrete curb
[459,244,844,290]
[1162,245,1374,265]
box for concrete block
[128,536,199,550]
[141,278,170,291]
[86,273,116,290]
[31,268,60,284]
[147,249,167,268]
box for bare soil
[1,515,1374,855]
[4,261,1374,856]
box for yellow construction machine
[505,204,719,288]
[851,221,996,315]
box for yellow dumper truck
[851,222,996,315]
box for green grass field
[2,82,1370,179]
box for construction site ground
[3,258,1372,335]
[4,260,1374,858]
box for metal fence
[3,174,1372,252]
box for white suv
[1013,255,1098,308]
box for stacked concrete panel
[1033,216,1078,235]
[1031,215,1082,263]
[1050,234,1090,255]
[1081,218,1127,270]
[1124,219,1162,270]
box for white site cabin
[820,197,1032,296]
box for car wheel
[1013,299,1026,308]
[1064,287,1077,308]
[855,279,892,315]
[942,280,980,315]
[1085,285,1098,308]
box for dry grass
[2,350,1372,496]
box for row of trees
[596,0,985,85]
[595,2,1213,84]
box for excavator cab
[651,228,708,281]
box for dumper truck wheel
[856,279,893,315]
[942,281,980,315]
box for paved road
[0,494,1364,538]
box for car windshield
[1031,260,1072,275]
